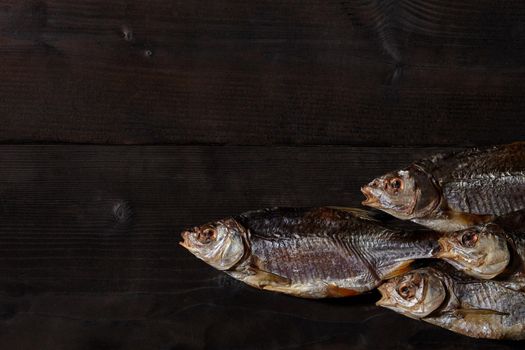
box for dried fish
[362,142,525,231]
[180,207,439,298]
[377,266,525,340]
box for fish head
[180,218,246,271]
[436,224,510,279]
[361,167,440,220]
[377,269,446,319]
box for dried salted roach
[362,142,525,231]
[180,207,439,298]
[377,265,525,340]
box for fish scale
[268,240,282,277]
[443,175,525,215]
[301,238,314,281]
[357,229,436,276]
[253,234,346,284]
[291,239,306,283]
[497,195,510,214]
[433,144,525,216]
[438,270,525,339]
[275,239,293,280]
[316,237,331,280]
[233,207,440,297]
[348,230,379,276]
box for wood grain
[2,0,525,348]
[0,145,523,349]
[0,0,524,145]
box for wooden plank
[1,1,525,145]
[0,145,523,349]
[0,295,510,350]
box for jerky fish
[361,142,525,231]
[180,207,439,298]
[377,266,525,340]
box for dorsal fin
[327,206,381,222]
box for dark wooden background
[0,1,524,349]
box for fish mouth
[361,186,381,208]
[179,231,192,249]
[435,237,454,259]
[375,284,393,307]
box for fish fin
[381,260,414,280]
[248,266,291,288]
[454,308,509,317]
[447,210,495,227]
[249,256,291,287]
[327,207,381,222]
[326,284,361,297]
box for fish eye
[197,228,216,244]
[397,282,416,300]
[461,231,479,248]
[386,178,403,193]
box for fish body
[377,266,525,340]
[362,142,525,231]
[181,207,440,298]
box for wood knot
[121,25,133,42]
[113,200,134,225]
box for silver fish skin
[420,143,525,215]
[181,207,440,298]
[362,142,525,231]
[426,267,525,340]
